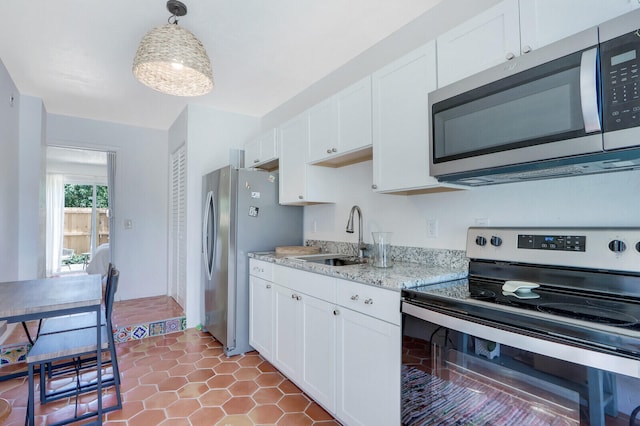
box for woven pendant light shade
[133,23,213,96]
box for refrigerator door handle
[202,190,216,280]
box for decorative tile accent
[149,321,166,336]
[115,327,133,344]
[0,344,29,365]
[113,316,186,344]
[165,318,181,334]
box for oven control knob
[608,239,627,253]
[475,236,487,246]
[490,236,503,247]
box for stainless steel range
[401,227,640,426]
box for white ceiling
[1,0,443,130]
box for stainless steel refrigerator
[202,165,303,356]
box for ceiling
[1,1,443,130]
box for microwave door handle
[580,47,602,133]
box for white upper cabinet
[308,77,373,166]
[278,113,336,205]
[244,129,278,170]
[335,77,373,160]
[308,97,339,163]
[519,0,640,52]
[372,40,452,194]
[438,0,640,88]
[437,0,520,88]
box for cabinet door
[519,0,640,53]
[244,138,262,167]
[249,275,274,360]
[278,114,309,204]
[300,295,336,412]
[259,129,278,163]
[372,41,440,193]
[308,98,338,163]
[437,0,520,88]
[336,76,372,154]
[336,308,401,426]
[273,284,302,380]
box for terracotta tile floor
[111,296,184,330]
[0,329,341,425]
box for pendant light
[133,0,213,97]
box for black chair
[26,267,122,425]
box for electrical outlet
[475,218,490,227]
[427,218,439,238]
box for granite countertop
[249,252,468,291]
[406,278,470,299]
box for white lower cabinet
[273,284,301,379]
[300,293,337,412]
[249,262,401,426]
[336,307,401,426]
[248,275,274,360]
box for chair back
[104,267,119,324]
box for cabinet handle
[371,184,377,190]
[333,309,340,316]
[326,148,332,154]
[291,294,301,301]
[253,159,260,163]
[522,45,532,54]
[266,284,271,289]
[291,293,297,300]
[350,294,359,301]
[297,295,302,301]
[364,298,374,305]
[331,147,337,153]
[298,195,304,200]
[505,52,515,60]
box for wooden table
[0,274,103,425]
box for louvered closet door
[169,145,187,308]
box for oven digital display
[517,234,586,251]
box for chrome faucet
[346,205,366,259]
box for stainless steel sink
[288,253,367,266]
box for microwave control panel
[601,30,640,132]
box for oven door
[402,301,640,426]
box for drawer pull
[333,309,340,316]
[350,295,359,301]
[266,284,271,289]
[364,298,374,305]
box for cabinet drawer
[249,259,273,281]
[274,266,337,303]
[336,280,401,325]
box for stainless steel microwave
[429,10,640,186]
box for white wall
[305,161,640,250]
[261,0,501,131]
[172,105,259,327]
[18,95,47,279]
[0,59,21,282]
[47,114,168,301]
